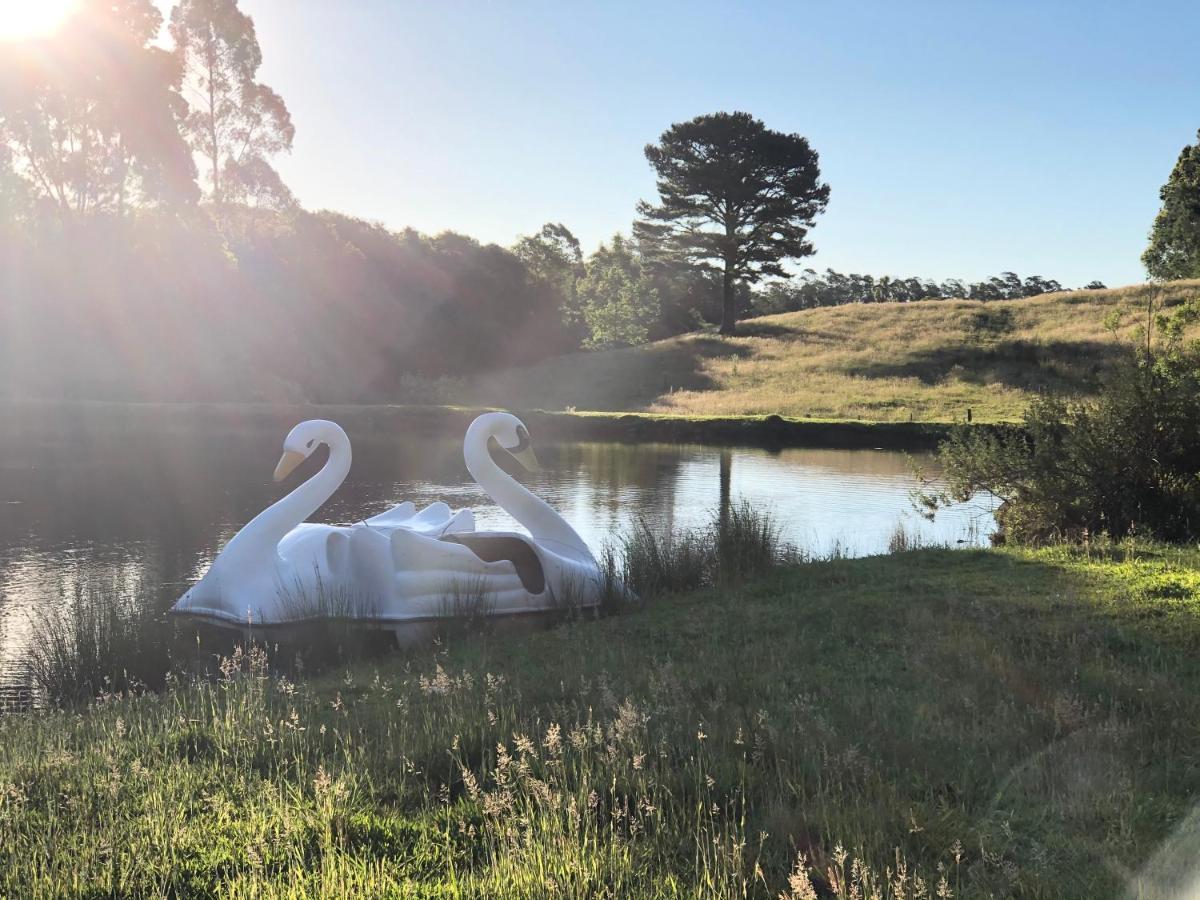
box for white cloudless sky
[171,0,1200,288]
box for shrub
[923,293,1200,543]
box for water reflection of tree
[558,441,686,536]
[718,449,732,534]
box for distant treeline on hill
[0,207,1106,404]
[0,210,574,403]
[750,269,1106,316]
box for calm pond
[0,422,994,691]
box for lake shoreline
[2,399,967,450]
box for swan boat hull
[171,523,610,634]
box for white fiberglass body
[171,413,618,631]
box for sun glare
[0,0,76,41]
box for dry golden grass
[463,280,1200,423]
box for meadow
[459,280,1200,423]
[3,540,1199,897]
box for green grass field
[3,544,1200,897]
[460,280,1200,423]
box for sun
[0,0,77,41]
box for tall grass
[886,521,928,554]
[617,517,712,596]
[274,570,390,667]
[25,581,172,706]
[616,499,792,597]
[4,543,1200,894]
[0,629,958,898]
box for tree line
[751,269,1106,314]
[0,0,1177,406]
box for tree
[1143,129,1200,281]
[577,235,660,348]
[0,0,197,220]
[512,223,586,342]
[636,111,829,335]
[170,0,295,210]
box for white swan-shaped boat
[171,419,473,627]
[173,413,625,634]
[341,412,617,624]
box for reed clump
[615,499,792,597]
[25,581,173,706]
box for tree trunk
[720,261,737,335]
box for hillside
[463,280,1200,423]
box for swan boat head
[273,419,343,481]
[478,413,540,472]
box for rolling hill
[461,279,1200,423]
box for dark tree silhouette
[636,111,829,335]
[0,0,197,219]
[170,0,295,209]
[1143,129,1200,281]
[749,268,1093,316]
[513,223,586,340]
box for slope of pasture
[465,280,1200,423]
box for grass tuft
[615,499,792,597]
[25,581,171,706]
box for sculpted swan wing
[365,500,475,536]
[364,500,416,528]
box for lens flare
[0,0,76,41]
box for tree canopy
[170,0,294,209]
[576,234,660,349]
[0,0,197,219]
[636,111,829,335]
[1143,129,1200,281]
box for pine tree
[1143,129,1200,281]
[636,112,829,335]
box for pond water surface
[0,423,994,693]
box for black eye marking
[511,425,531,453]
[306,439,314,449]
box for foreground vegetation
[927,292,1200,543]
[3,544,1200,897]
[459,280,1200,423]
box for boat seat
[442,534,546,595]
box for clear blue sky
[221,0,1197,287]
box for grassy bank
[3,545,1200,897]
[459,280,1200,423]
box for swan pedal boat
[171,413,624,640]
